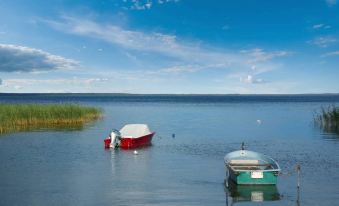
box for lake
[0,94,338,206]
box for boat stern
[230,170,279,185]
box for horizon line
[1,92,339,96]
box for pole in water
[296,164,301,188]
[172,133,175,138]
[297,185,300,206]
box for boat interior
[228,159,274,171]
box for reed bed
[0,104,102,134]
[315,105,339,133]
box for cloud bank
[0,44,78,72]
[45,16,289,76]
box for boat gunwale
[224,150,281,172]
[121,131,155,140]
[226,165,281,172]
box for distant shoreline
[1,93,339,104]
[0,93,339,96]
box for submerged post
[294,164,301,206]
[296,164,301,188]
[297,186,300,206]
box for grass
[0,103,102,134]
[314,105,339,133]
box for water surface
[0,94,338,206]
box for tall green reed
[0,104,102,134]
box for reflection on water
[320,131,339,141]
[109,147,155,204]
[224,179,280,205]
[0,123,87,135]
[110,147,152,180]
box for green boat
[224,146,280,185]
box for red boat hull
[119,132,155,149]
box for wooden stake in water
[296,164,301,188]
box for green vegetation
[0,104,102,134]
[315,105,339,133]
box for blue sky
[0,0,338,93]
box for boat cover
[120,124,152,138]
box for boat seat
[229,160,273,170]
[229,159,260,165]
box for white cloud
[240,48,289,63]
[313,24,324,29]
[326,0,337,6]
[240,75,265,84]
[322,50,339,57]
[155,63,229,75]
[123,0,179,10]
[308,36,337,48]
[312,24,331,29]
[0,44,79,72]
[44,17,244,72]
[45,17,182,55]
[131,0,152,10]
[158,0,179,4]
[160,65,200,74]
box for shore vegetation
[315,105,339,133]
[0,103,102,134]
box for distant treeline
[0,104,102,134]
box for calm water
[0,94,339,206]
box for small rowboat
[224,145,280,185]
[104,124,155,149]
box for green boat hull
[229,169,278,185]
[225,179,280,202]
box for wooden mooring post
[296,164,301,188]
[296,164,301,206]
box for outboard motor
[109,129,121,148]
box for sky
[0,0,338,94]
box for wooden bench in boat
[228,159,273,170]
